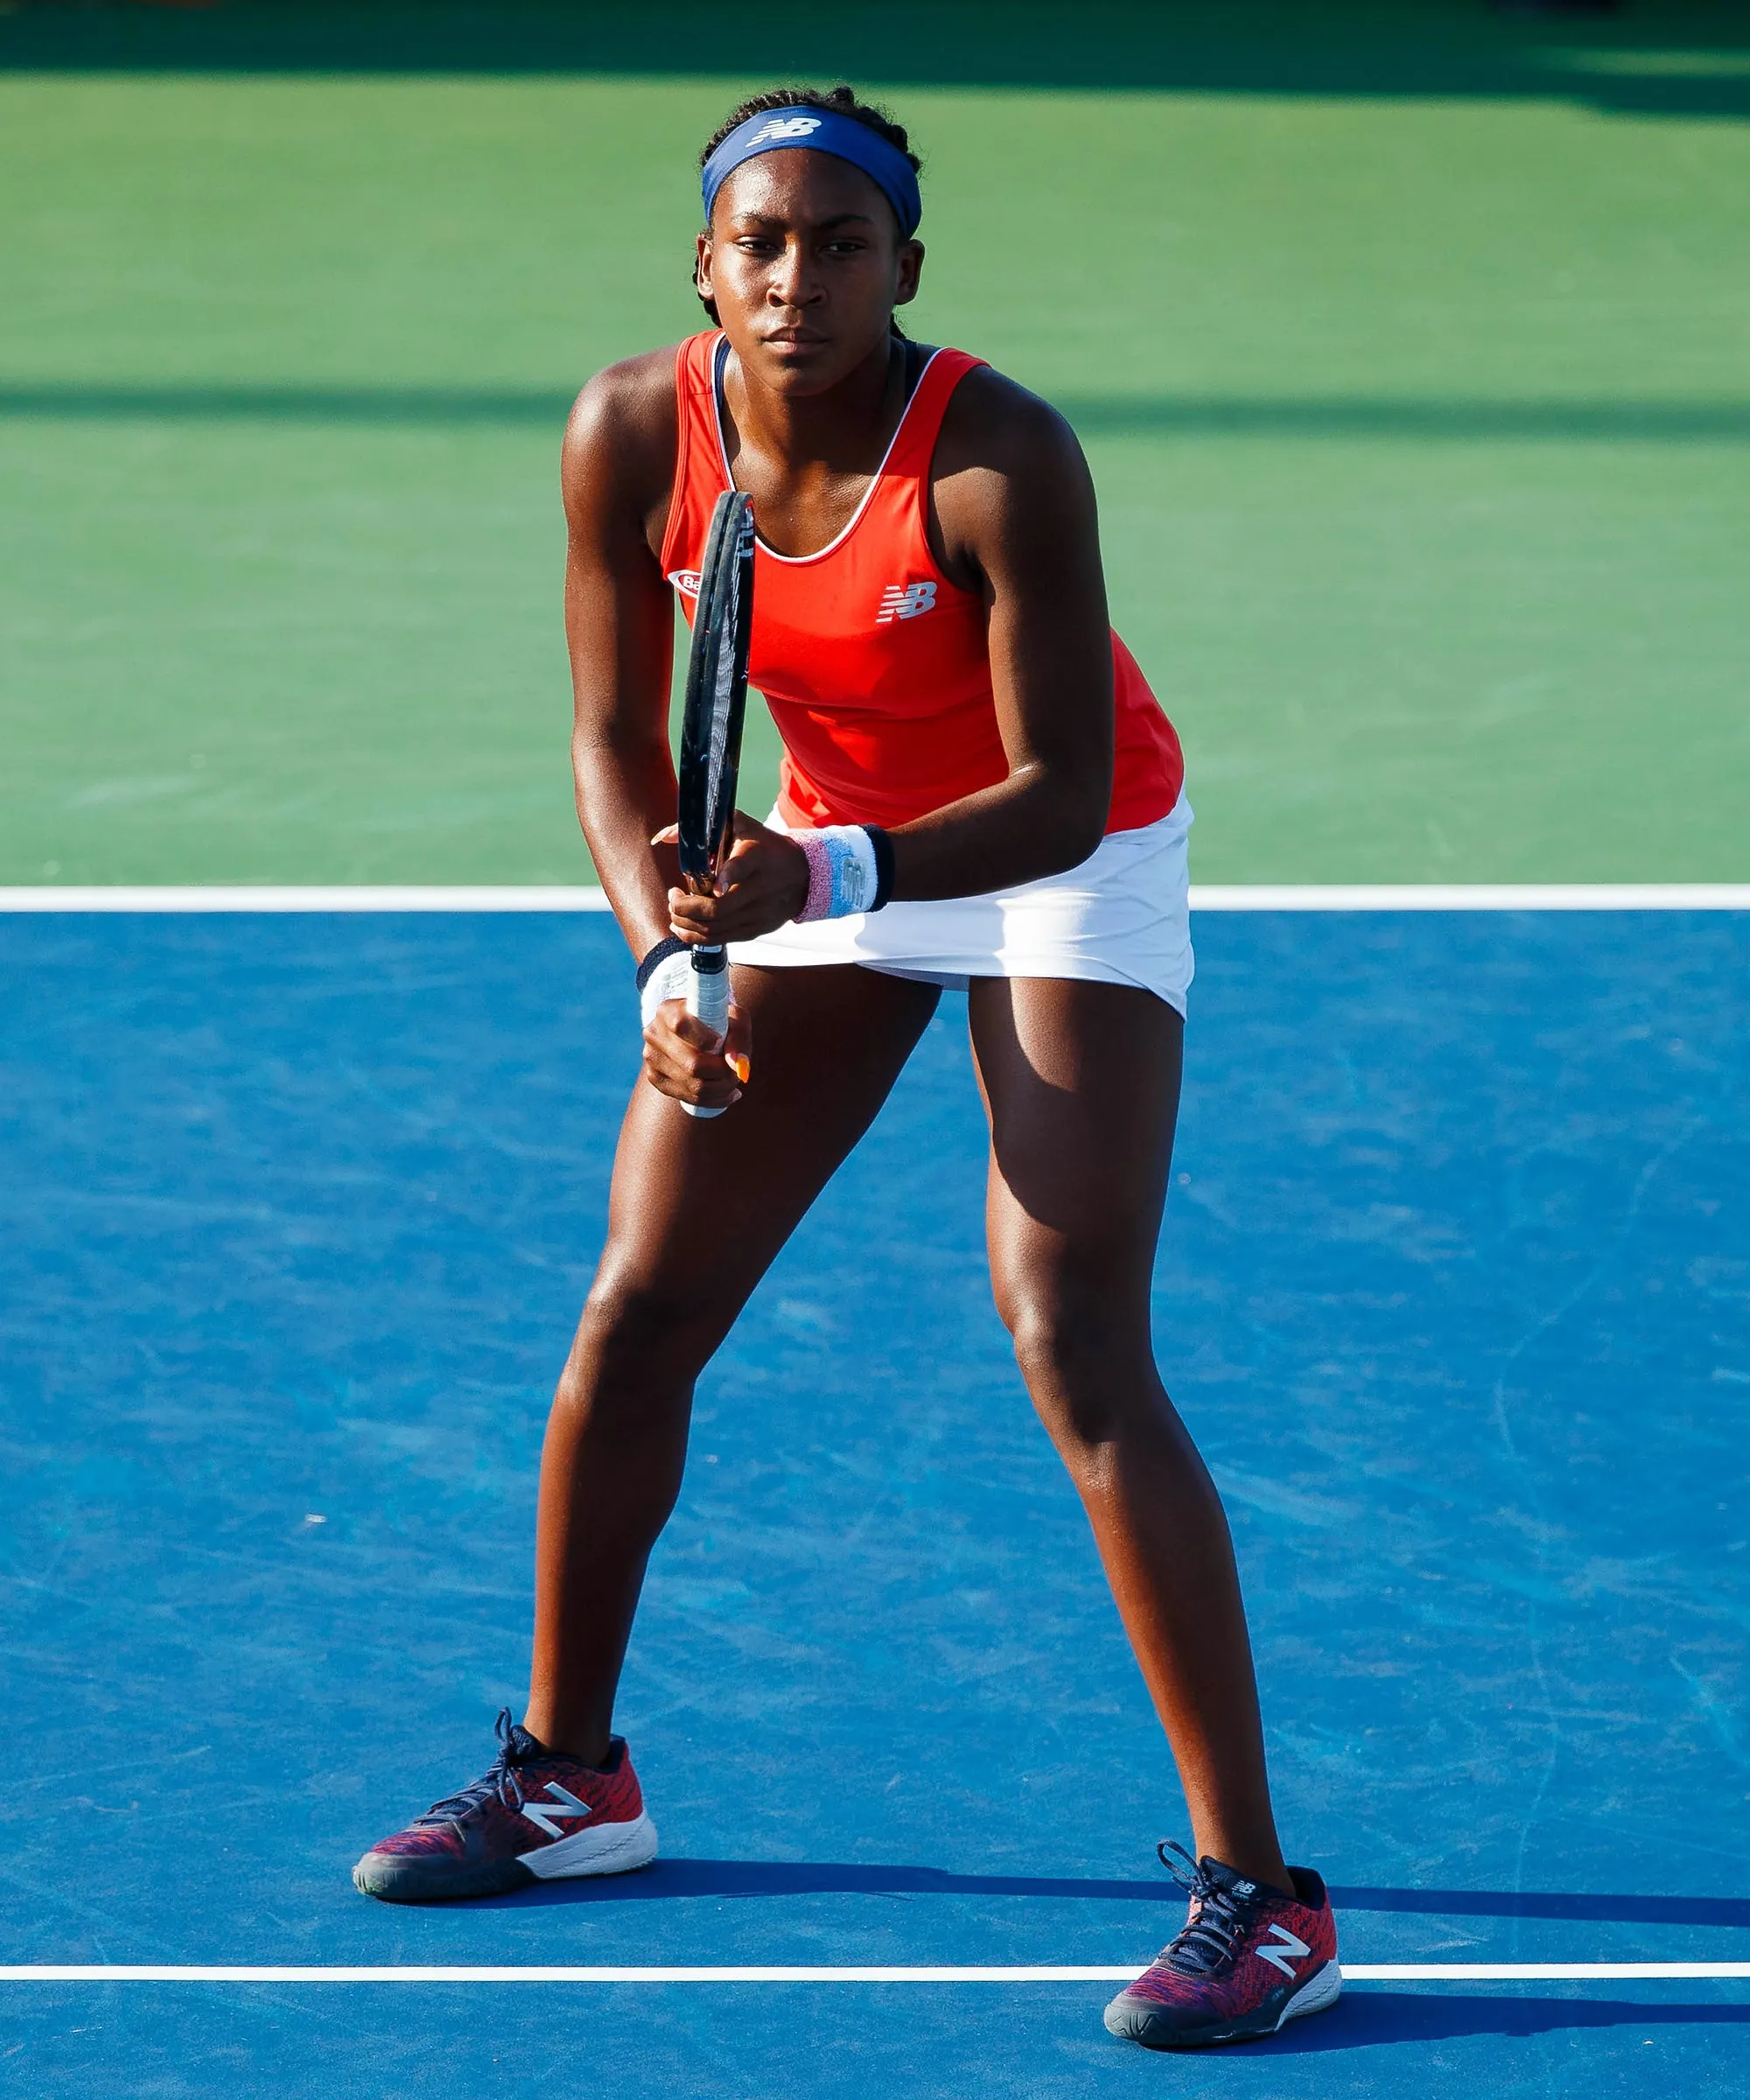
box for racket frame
[674,489,754,1119]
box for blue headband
[702,107,921,241]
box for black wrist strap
[635,934,688,990]
[863,826,895,913]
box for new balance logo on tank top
[878,581,937,623]
[658,331,1183,836]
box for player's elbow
[1039,818,1103,880]
[1067,790,1110,872]
[1033,766,1110,877]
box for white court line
[0,886,616,913]
[4,1962,1748,1984]
[1190,884,1750,912]
[1,884,1747,914]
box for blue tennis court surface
[3,907,1746,2096]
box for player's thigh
[587,962,941,1362]
[967,976,1183,1340]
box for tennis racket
[675,487,755,1119]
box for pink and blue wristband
[792,825,894,922]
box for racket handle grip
[682,948,732,1120]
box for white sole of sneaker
[519,1811,659,1881]
[1103,1956,1344,2050]
[1277,1959,1343,2027]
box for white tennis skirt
[730,792,1194,1016]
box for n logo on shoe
[521,1783,594,1839]
[1254,1923,1311,1978]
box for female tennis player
[354,87,1340,2049]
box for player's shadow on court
[7,387,1750,452]
[1260,1994,1750,2049]
[477,1858,1750,1928]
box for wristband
[792,825,891,921]
[636,935,695,1028]
[864,825,895,912]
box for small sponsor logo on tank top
[667,569,702,598]
[877,581,937,624]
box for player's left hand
[653,811,810,944]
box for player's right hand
[650,814,810,945]
[640,998,751,1112]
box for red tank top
[659,330,1183,835]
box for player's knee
[1004,1272,1158,1453]
[571,1270,718,1399]
[1009,1298,1089,1385]
[1009,1297,1115,1428]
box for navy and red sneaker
[1103,1842,1341,2048]
[353,1709,657,1902]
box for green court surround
[3,2,1746,885]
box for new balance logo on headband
[748,116,822,146]
[878,581,936,624]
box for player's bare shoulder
[561,346,682,551]
[933,362,1089,489]
[928,359,1098,581]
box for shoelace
[1152,1840,1258,1976]
[412,1707,531,1829]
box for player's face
[697,151,923,395]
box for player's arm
[884,369,1115,900]
[562,354,687,964]
[563,355,749,1107]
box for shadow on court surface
[6,386,1750,448]
[2,0,1747,120]
[473,1858,1750,1930]
[1263,1996,1750,2050]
